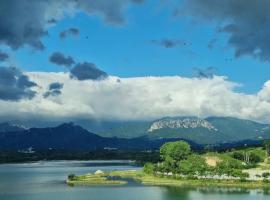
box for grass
[67,170,270,188]
[66,173,127,186]
[109,170,270,189]
[139,175,270,189]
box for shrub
[239,178,248,182]
[68,174,76,181]
[263,179,270,183]
[262,172,270,178]
[231,170,249,178]
[214,157,244,176]
[143,162,155,174]
[256,174,261,178]
[178,154,208,176]
[232,151,244,161]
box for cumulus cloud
[59,28,80,39]
[43,90,62,98]
[49,82,64,90]
[0,66,37,101]
[0,72,270,124]
[70,62,108,80]
[43,82,64,98]
[0,0,49,50]
[193,67,217,79]
[180,0,270,61]
[0,50,9,61]
[49,52,75,67]
[0,0,144,50]
[150,39,188,48]
[74,0,144,25]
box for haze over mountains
[1,116,270,151]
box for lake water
[0,160,269,200]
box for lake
[0,160,269,200]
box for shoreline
[0,159,137,165]
[69,170,270,189]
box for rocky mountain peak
[147,117,218,132]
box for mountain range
[0,116,270,151]
[0,122,200,151]
[81,116,270,144]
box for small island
[66,170,127,186]
[67,140,270,189]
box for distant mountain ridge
[146,116,270,144]
[0,122,201,151]
[89,116,270,144]
[0,122,26,133]
[0,116,270,148]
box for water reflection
[161,187,190,200]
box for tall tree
[160,141,191,162]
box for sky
[1,0,270,124]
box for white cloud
[1,72,270,123]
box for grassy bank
[66,173,127,186]
[67,169,270,188]
[109,170,270,189]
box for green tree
[143,162,155,174]
[160,142,171,161]
[264,140,270,156]
[163,156,177,173]
[215,157,244,176]
[160,141,191,162]
[178,154,208,176]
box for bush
[178,154,208,176]
[232,151,244,161]
[230,148,265,164]
[143,162,155,174]
[239,178,248,182]
[249,152,263,163]
[214,157,244,176]
[263,179,270,183]
[262,172,270,178]
[256,174,262,178]
[68,174,76,181]
[231,170,249,178]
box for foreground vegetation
[68,169,270,189]
[110,170,270,189]
[143,141,270,181]
[67,140,270,188]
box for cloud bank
[1,72,270,124]
[0,67,37,101]
[49,52,75,68]
[70,62,108,80]
[181,0,270,61]
[0,0,144,50]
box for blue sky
[8,0,269,94]
[2,0,270,123]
